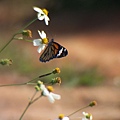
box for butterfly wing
[39,39,68,62]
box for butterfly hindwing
[39,39,68,62]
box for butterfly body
[40,39,68,62]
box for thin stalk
[0,33,19,53]
[19,91,39,120]
[0,77,38,87]
[0,71,53,87]
[67,105,89,117]
[30,94,42,104]
[20,17,37,31]
[39,72,53,78]
[0,17,37,53]
[27,72,53,83]
[14,38,33,43]
[0,82,27,87]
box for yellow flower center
[47,86,54,92]
[42,38,48,44]
[58,114,64,119]
[42,8,49,15]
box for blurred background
[0,0,120,120]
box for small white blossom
[33,30,48,53]
[56,114,69,120]
[82,112,92,120]
[42,87,61,103]
[56,117,69,120]
[33,6,50,25]
[62,117,70,120]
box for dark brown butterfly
[40,39,68,62]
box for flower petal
[47,94,55,103]
[33,39,42,46]
[42,89,55,103]
[82,118,88,120]
[38,30,46,39]
[33,7,43,14]
[50,93,61,100]
[44,16,50,25]
[37,47,42,53]
[37,44,45,53]
[42,88,49,96]
[40,84,46,91]
[63,117,70,120]
[42,44,46,49]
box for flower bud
[37,81,43,87]
[52,67,60,74]
[22,30,32,38]
[89,100,97,107]
[0,59,13,66]
[35,85,40,91]
[50,77,62,85]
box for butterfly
[40,39,68,62]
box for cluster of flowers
[33,30,48,54]
[0,7,49,66]
[35,67,61,103]
[57,112,93,120]
[33,7,49,54]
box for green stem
[31,94,42,104]
[0,82,27,87]
[39,72,53,78]
[27,72,53,83]
[14,37,33,43]
[20,17,37,31]
[0,71,53,87]
[67,105,89,117]
[0,33,19,53]
[19,91,38,120]
[0,77,38,87]
[0,17,37,54]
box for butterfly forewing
[39,39,68,62]
[57,47,68,58]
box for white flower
[56,117,69,120]
[33,6,50,25]
[42,86,61,103]
[62,117,70,120]
[33,30,48,53]
[56,114,69,120]
[82,112,92,120]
